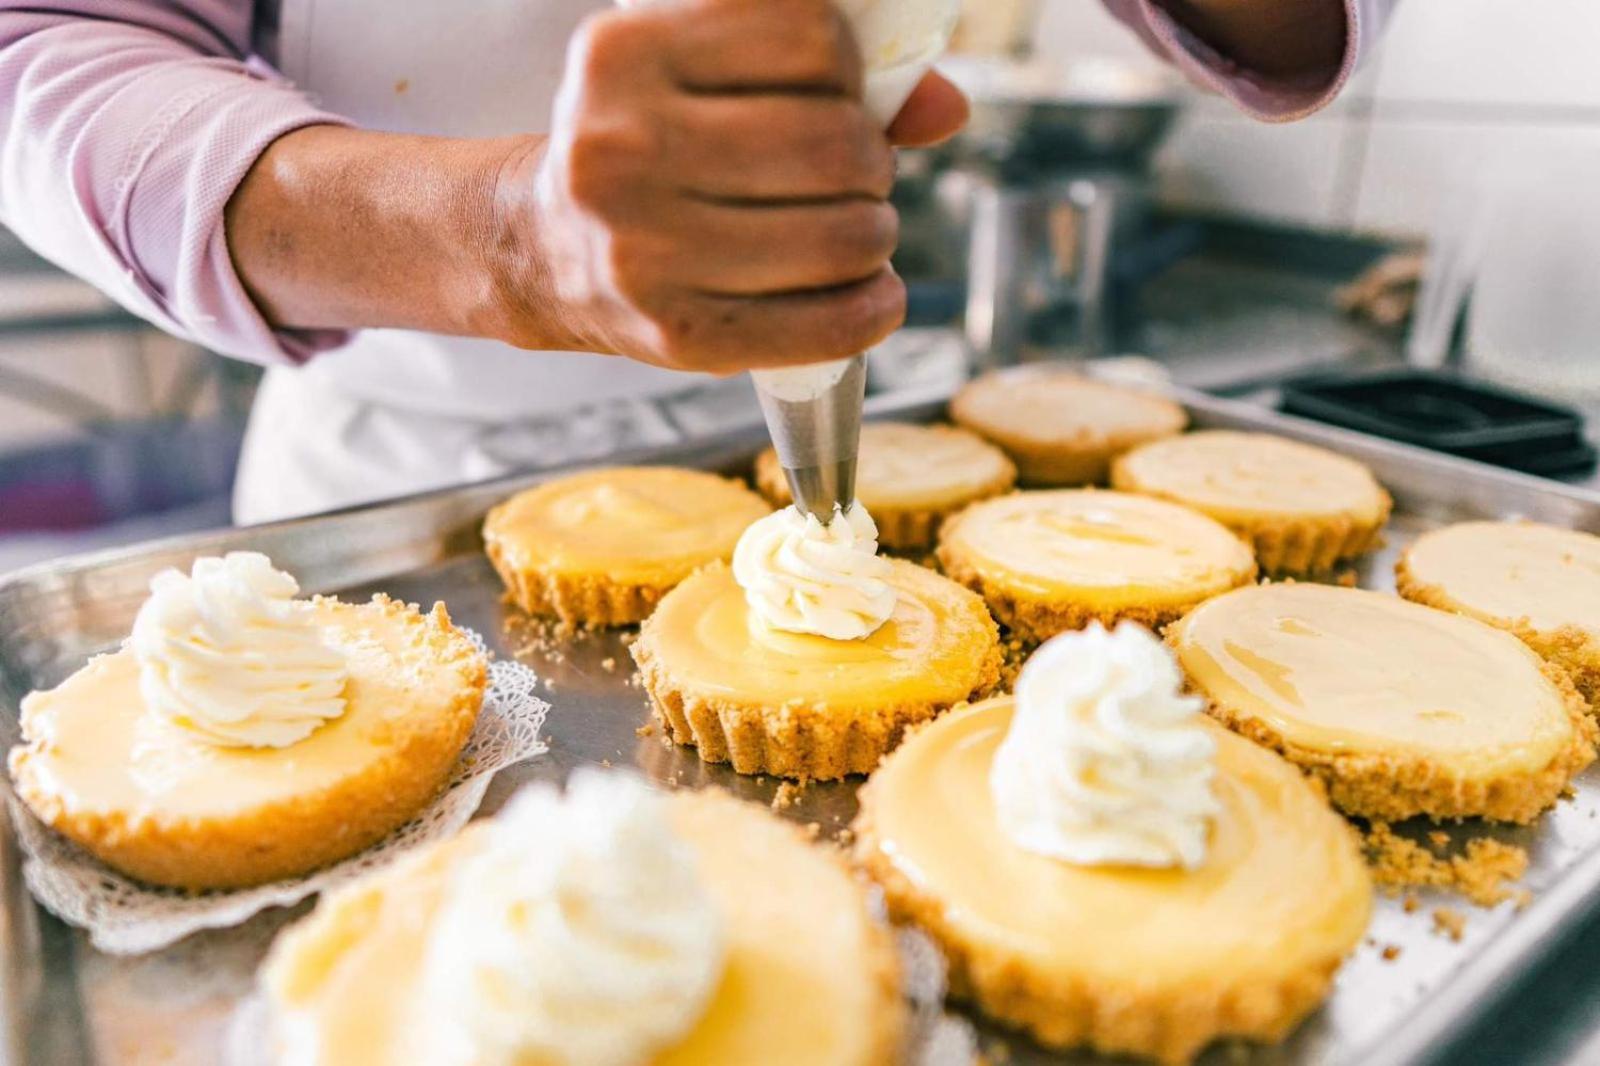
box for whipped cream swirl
[991,622,1220,869]
[732,503,896,640]
[422,771,725,1066]
[129,552,348,749]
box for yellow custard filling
[264,792,897,1066]
[1403,521,1600,643]
[1114,431,1388,523]
[940,490,1255,608]
[1170,583,1575,777]
[16,599,465,820]
[865,699,1370,986]
[482,467,770,583]
[645,561,995,708]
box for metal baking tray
[4,381,1600,1066]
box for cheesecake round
[754,422,1016,550]
[483,466,771,626]
[936,489,1257,643]
[854,699,1371,1064]
[950,368,1187,486]
[262,787,904,1066]
[1112,431,1391,574]
[632,560,1000,779]
[8,596,486,889]
[1169,583,1595,823]
[1398,520,1600,709]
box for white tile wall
[1029,0,1600,236]
[1371,0,1600,112]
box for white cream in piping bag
[130,552,348,748]
[420,771,725,1066]
[733,503,896,641]
[991,622,1221,869]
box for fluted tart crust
[1168,583,1596,824]
[632,561,1001,780]
[9,596,486,890]
[853,700,1372,1065]
[483,466,771,627]
[1111,431,1391,574]
[937,489,1257,644]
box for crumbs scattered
[772,781,807,812]
[1432,908,1466,942]
[997,632,1032,694]
[636,722,657,738]
[1335,569,1359,588]
[600,759,612,768]
[1364,822,1529,908]
[1381,944,1403,962]
[804,822,822,840]
[600,657,617,673]
[1403,894,1419,914]
[834,827,855,847]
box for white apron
[236,0,709,523]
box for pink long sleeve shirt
[0,0,1393,367]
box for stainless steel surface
[6,385,1600,1065]
[751,355,866,519]
[0,789,38,1066]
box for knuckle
[571,11,641,81]
[563,124,651,209]
[823,204,896,272]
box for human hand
[487,0,968,372]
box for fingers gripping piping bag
[620,0,962,519]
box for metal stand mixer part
[752,355,867,521]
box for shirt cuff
[117,63,355,364]
[1110,0,1367,122]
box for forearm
[1161,0,1346,80]
[225,126,573,348]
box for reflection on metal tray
[5,385,1600,1066]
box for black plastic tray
[1281,368,1598,477]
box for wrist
[467,134,593,352]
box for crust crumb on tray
[1432,908,1467,941]
[1363,821,1530,908]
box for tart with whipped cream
[1111,431,1391,574]
[634,504,1001,779]
[7,553,485,889]
[261,772,904,1066]
[754,422,1016,550]
[937,489,1256,643]
[854,624,1371,1064]
[1169,583,1595,823]
[483,466,771,627]
[950,368,1187,486]
[1398,521,1600,709]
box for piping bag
[752,0,961,520]
[620,0,962,520]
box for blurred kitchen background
[3,0,1600,570]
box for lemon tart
[754,422,1016,550]
[1112,431,1391,573]
[855,697,1371,1064]
[950,368,1187,486]
[1398,521,1600,709]
[483,466,771,627]
[937,489,1256,643]
[1169,583,1595,823]
[633,559,1000,780]
[8,554,486,890]
[261,775,903,1066]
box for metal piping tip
[752,355,867,523]
[783,460,858,523]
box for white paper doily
[10,629,550,956]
